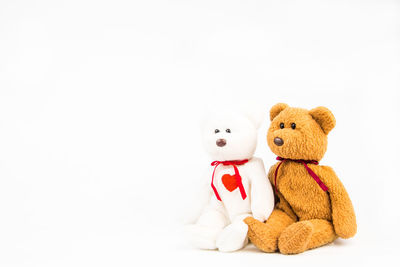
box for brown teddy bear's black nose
[216,138,226,147]
[274,137,284,146]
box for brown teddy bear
[244,103,356,254]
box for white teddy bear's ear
[244,111,264,129]
[242,104,265,130]
[201,103,265,130]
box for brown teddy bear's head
[267,103,336,161]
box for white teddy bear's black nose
[216,139,226,147]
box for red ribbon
[274,156,329,194]
[211,159,249,201]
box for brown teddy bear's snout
[274,137,284,146]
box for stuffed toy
[244,103,357,254]
[184,111,274,252]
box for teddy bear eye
[279,123,284,129]
[214,129,220,134]
[291,123,296,130]
[225,129,231,133]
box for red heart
[222,174,238,192]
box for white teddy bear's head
[201,111,263,161]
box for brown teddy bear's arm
[267,163,278,189]
[321,166,357,238]
[267,164,298,221]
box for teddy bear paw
[184,224,221,250]
[278,221,313,254]
[244,216,279,252]
[216,222,248,252]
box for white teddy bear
[184,110,274,252]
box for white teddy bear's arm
[183,171,213,225]
[249,158,275,222]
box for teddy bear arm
[248,159,275,222]
[267,164,276,184]
[322,167,357,238]
[275,194,298,221]
[267,163,278,187]
[267,164,297,221]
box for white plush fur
[185,111,274,252]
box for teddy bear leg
[278,219,336,254]
[185,209,229,250]
[244,209,295,252]
[306,219,336,250]
[216,213,250,252]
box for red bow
[274,156,329,194]
[211,159,248,201]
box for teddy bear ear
[270,103,288,121]
[243,110,265,130]
[309,106,336,134]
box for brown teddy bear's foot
[278,221,313,255]
[244,217,278,253]
[306,219,337,250]
[245,209,295,253]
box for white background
[0,0,399,266]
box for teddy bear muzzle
[274,137,284,146]
[216,138,227,147]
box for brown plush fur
[244,104,356,254]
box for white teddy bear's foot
[216,221,249,252]
[184,224,222,250]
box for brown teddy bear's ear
[270,103,288,121]
[309,106,336,134]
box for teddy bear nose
[216,138,227,147]
[274,137,284,146]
